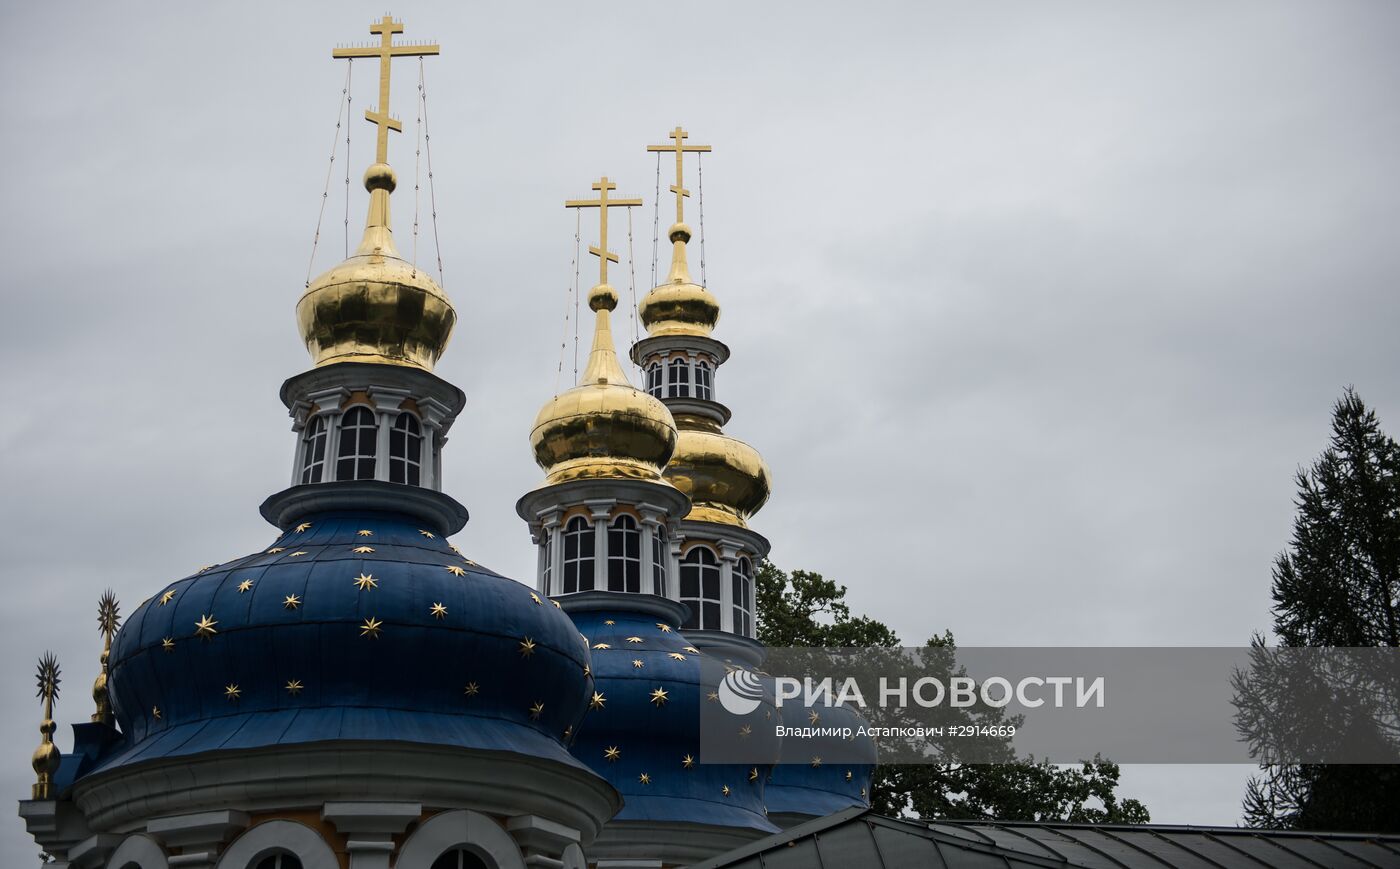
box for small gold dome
[532,284,678,485]
[665,415,771,527]
[297,164,456,370]
[639,223,720,338]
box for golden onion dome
[532,284,678,485]
[639,223,720,338]
[297,163,456,370]
[665,414,771,527]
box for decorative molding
[259,480,469,535]
[102,834,168,869]
[214,819,338,869]
[396,810,526,869]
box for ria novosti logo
[717,669,765,715]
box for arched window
[651,526,667,596]
[336,406,377,481]
[255,855,304,869]
[562,516,594,594]
[430,850,489,869]
[680,547,721,630]
[646,362,663,399]
[389,412,423,486]
[300,416,327,484]
[695,360,713,400]
[608,515,641,593]
[732,556,754,637]
[667,358,690,398]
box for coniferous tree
[1234,389,1400,831]
[756,561,1149,823]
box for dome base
[260,480,469,535]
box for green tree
[1234,389,1400,831]
[756,561,1150,823]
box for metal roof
[690,806,1400,869]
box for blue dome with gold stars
[565,599,781,834]
[766,700,875,821]
[100,510,594,775]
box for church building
[17,16,1400,869]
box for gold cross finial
[647,126,711,224]
[332,16,440,166]
[565,177,642,286]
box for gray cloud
[3,2,1398,860]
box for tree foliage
[756,561,1150,823]
[1235,389,1400,831]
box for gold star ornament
[632,660,644,669]
[152,706,161,720]
[590,691,607,710]
[650,688,669,706]
[286,679,304,695]
[722,785,731,797]
[295,522,312,533]
[360,616,383,638]
[161,637,175,652]
[288,551,308,558]
[419,529,435,538]
[626,636,644,644]
[224,683,241,701]
[194,614,218,639]
[668,653,687,661]
[464,681,480,696]
[357,529,373,537]
[604,746,621,762]
[529,701,545,720]
[592,642,611,650]
[639,773,652,785]
[354,573,378,591]
[519,637,537,657]
[656,623,672,632]
[444,565,466,577]
[267,547,285,554]
[682,754,695,769]
[430,602,448,619]
[283,594,301,610]
[159,590,176,606]
[749,767,759,782]
[352,546,375,554]
[237,579,254,593]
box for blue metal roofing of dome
[95,510,595,778]
[567,606,781,834]
[766,701,874,818]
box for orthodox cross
[566,177,642,286]
[647,126,711,224]
[332,16,440,165]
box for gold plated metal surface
[32,653,60,799]
[639,128,720,338]
[647,127,711,226]
[91,590,120,725]
[531,178,677,485]
[665,415,771,527]
[331,16,439,166]
[301,18,454,371]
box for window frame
[561,516,595,594]
[335,406,378,481]
[679,546,722,630]
[732,556,754,637]
[607,515,642,594]
[667,357,691,398]
[300,416,327,484]
[388,411,423,486]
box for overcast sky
[3,2,1398,862]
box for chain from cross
[565,177,642,287]
[647,126,711,224]
[332,16,440,165]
